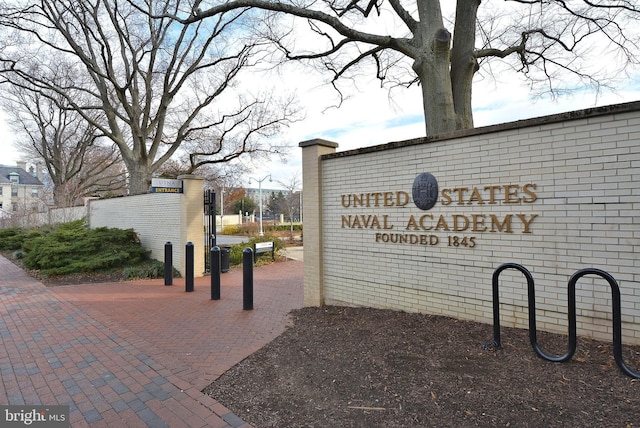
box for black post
[164,241,173,286]
[185,242,194,292]
[243,248,253,310]
[211,246,221,300]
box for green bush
[122,260,181,280]
[264,224,303,232]
[229,244,248,266]
[0,225,55,251]
[220,223,302,236]
[0,228,23,251]
[0,227,30,251]
[227,235,284,267]
[22,220,150,276]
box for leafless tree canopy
[172,0,640,136]
[1,81,126,206]
[0,0,299,194]
[277,171,301,231]
[156,158,249,192]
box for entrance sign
[340,177,539,248]
[300,101,640,346]
[152,178,183,193]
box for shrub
[1,225,55,251]
[22,220,150,276]
[0,228,22,251]
[229,223,259,236]
[228,245,244,266]
[0,227,29,251]
[222,225,240,235]
[227,235,284,267]
[264,224,303,232]
[122,260,181,280]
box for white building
[0,162,45,217]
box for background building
[0,162,45,223]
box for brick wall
[88,175,204,276]
[301,102,640,345]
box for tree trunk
[123,158,154,195]
[450,0,480,131]
[52,183,67,207]
[412,28,460,136]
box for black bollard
[243,248,253,310]
[185,242,194,292]
[211,246,221,300]
[164,241,173,286]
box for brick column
[179,175,205,277]
[299,138,338,306]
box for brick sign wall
[301,102,640,345]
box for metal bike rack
[487,263,639,379]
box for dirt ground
[204,306,640,428]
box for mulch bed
[38,270,127,286]
[204,306,640,427]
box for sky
[1,2,639,191]
[240,67,640,189]
[2,72,638,191]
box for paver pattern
[0,255,303,427]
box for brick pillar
[179,175,205,277]
[299,138,338,306]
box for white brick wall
[88,193,184,273]
[88,176,204,276]
[304,102,640,345]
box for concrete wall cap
[177,174,204,180]
[299,138,339,149]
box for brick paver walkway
[0,255,303,427]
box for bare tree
[0,0,298,194]
[277,172,301,234]
[171,0,640,136]
[1,84,126,206]
[156,158,249,191]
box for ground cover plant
[0,225,52,252]
[0,220,171,282]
